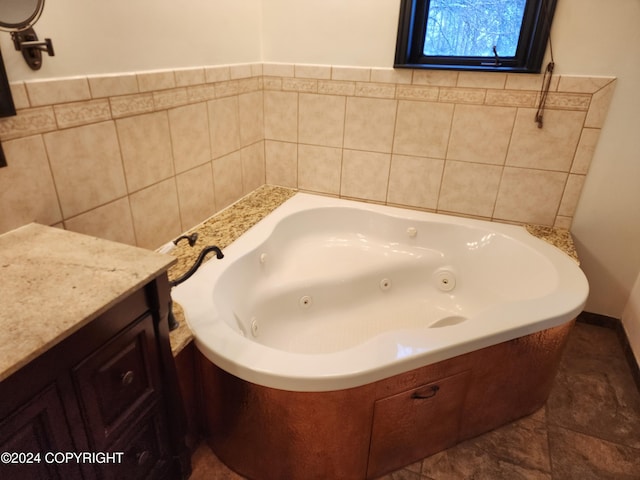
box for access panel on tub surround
[0,63,615,249]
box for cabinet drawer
[100,404,171,480]
[73,313,160,449]
[367,371,470,479]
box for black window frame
[394,0,557,73]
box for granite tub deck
[166,185,579,355]
[0,223,175,382]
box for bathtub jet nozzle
[168,245,224,330]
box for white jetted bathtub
[172,193,588,392]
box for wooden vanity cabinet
[0,380,83,480]
[0,274,189,480]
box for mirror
[0,0,44,30]
[0,0,52,74]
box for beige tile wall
[263,64,615,229]
[0,65,265,249]
[0,62,615,250]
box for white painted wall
[0,0,263,80]
[261,0,400,67]
[1,0,638,353]
[550,0,640,334]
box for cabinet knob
[136,450,150,465]
[121,370,135,386]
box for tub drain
[379,278,392,291]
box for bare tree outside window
[424,0,527,58]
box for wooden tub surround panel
[198,319,575,480]
[200,358,376,479]
[367,370,470,477]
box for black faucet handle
[173,232,198,247]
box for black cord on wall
[535,0,556,128]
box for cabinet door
[0,383,83,480]
[73,313,161,450]
[367,371,470,479]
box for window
[395,0,556,73]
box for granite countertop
[0,224,175,382]
[166,185,580,355]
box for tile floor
[189,322,640,479]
